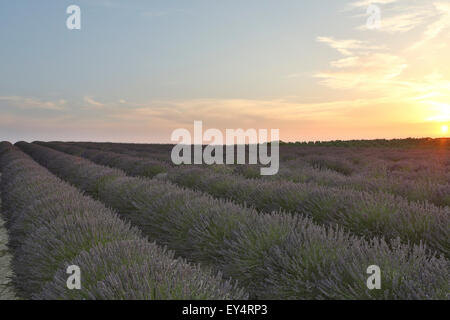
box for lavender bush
[40,142,168,179]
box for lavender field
[0,139,448,300]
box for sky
[0,0,449,143]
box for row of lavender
[19,142,449,299]
[235,162,450,207]
[0,142,245,299]
[236,147,450,207]
[68,141,174,163]
[39,142,449,259]
[68,141,450,207]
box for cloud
[83,96,105,108]
[357,9,432,33]
[316,37,385,56]
[314,28,450,125]
[2,93,445,143]
[315,35,406,90]
[424,102,450,122]
[103,95,418,127]
[0,96,66,111]
[316,0,450,99]
[315,53,408,90]
[410,2,450,50]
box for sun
[442,125,448,134]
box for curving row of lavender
[38,142,170,179]
[64,141,174,163]
[0,142,245,300]
[39,141,449,258]
[18,142,449,299]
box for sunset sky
[0,0,449,143]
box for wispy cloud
[315,52,407,90]
[316,0,450,100]
[315,34,406,91]
[102,94,430,127]
[2,93,445,142]
[357,9,432,33]
[83,96,105,108]
[316,37,384,56]
[409,2,450,50]
[0,96,66,111]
